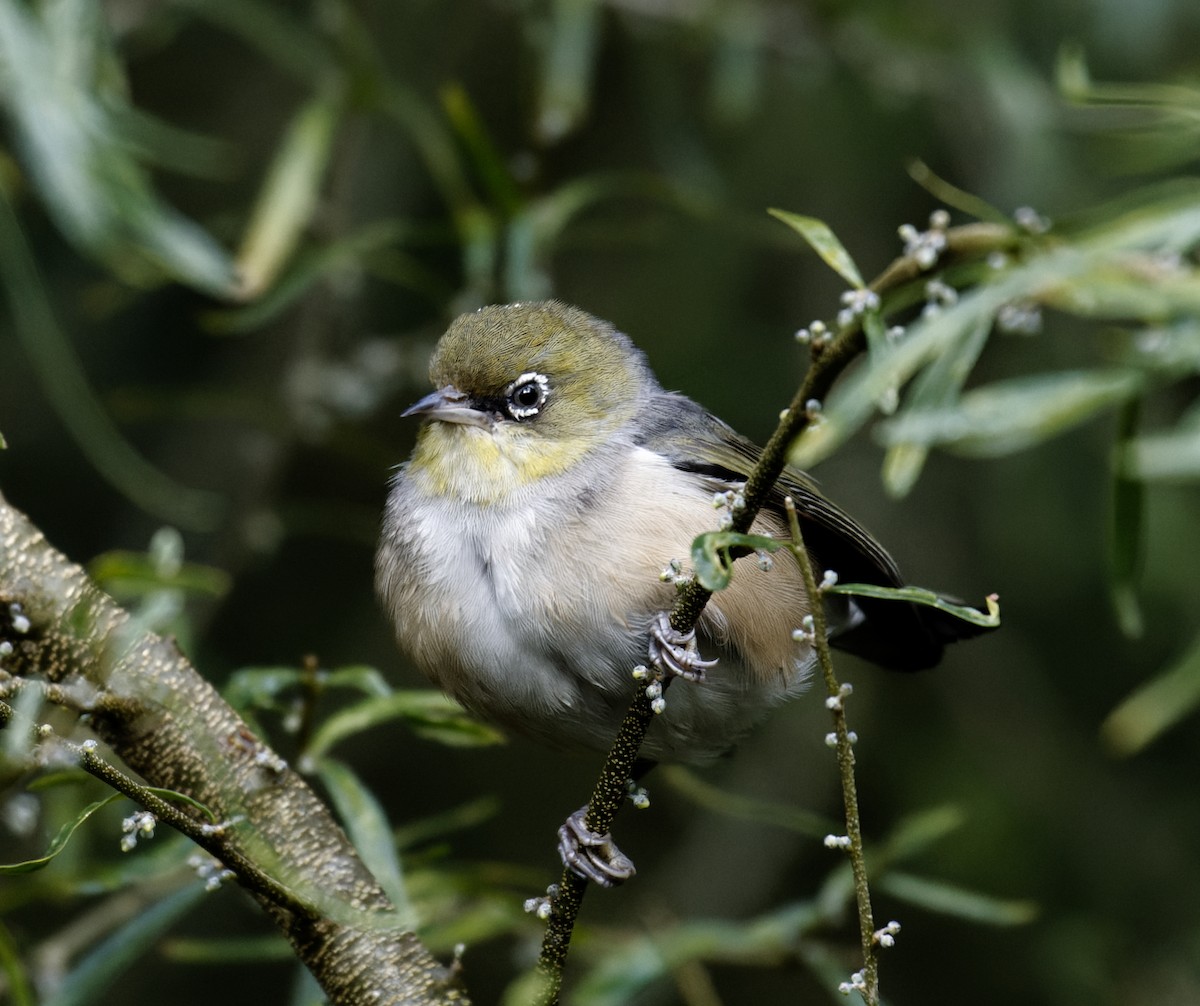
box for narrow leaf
[875,369,1146,458]
[1102,632,1200,755]
[768,208,865,288]
[878,871,1038,926]
[306,691,504,759]
[883,318,991,496]
[235,89,342,300]
[316,758,415,927]
[44,883,208,1006]
[0,795,121,874]
[1108,398,1145,637]
[825,583,1001,628]
[907,160,1010,223]
[1122,424,1200,480]
[660,766,837,838]
[0,920,35,1006]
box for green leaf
[660,766,837,839]
[878,871,1038,926]
[44,883,208,1006]
[691,531,783,592]
[1122,423,1200,480]
[234,88,343,300]
[442,83,523,215]
[0,794,121,874]
[789,261,1037,467]
[0,0,237,295]
[0,919,35,1006]
[0,191,226,530]
[1102,632,1200,756]
[907,160,1010,224]
[394,795,501,850]
[875,369,1146,458]
[306,691,505,759]
[324,665,394,698]
[533,0,602,143]
[882,804,969,860]
[162,935,293,963]
[882,318,992,496]
[1108,398,1145,637]
[825,583,1001,628]
[768,208,865,288]
[88,551,232,600]
[316,757,415,927]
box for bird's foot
[648,610,718,683]
[557,806,636,887]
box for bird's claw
[648,611,718,682]
[557,806,636,887]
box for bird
[376,300,991,884]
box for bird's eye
[505,372,550,420]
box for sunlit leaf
[768,208,865,288]
[235,89,343,300]
[825,583,1001,628]
[878,871,1038,926]
[316,757,415,927]
[875,369,1145,458]
[691,531,783,592]
[1102,632,1200,756]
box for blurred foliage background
[3,0,1200,1004]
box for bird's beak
[401,385,493,429]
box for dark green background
[2,1,1199,1004]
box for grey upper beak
[402,385,493,428]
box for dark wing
[636,392,992,671]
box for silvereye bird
[376,300,988,883]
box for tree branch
[0,492,465,1006]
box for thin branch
[534,221,1017,1001]
[784,498,877,1004]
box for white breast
[377,445,814,761]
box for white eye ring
[506,372,550,420]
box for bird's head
[404,301,652,503]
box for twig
[534,221,1018,1002]
[783,499,878,1005]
